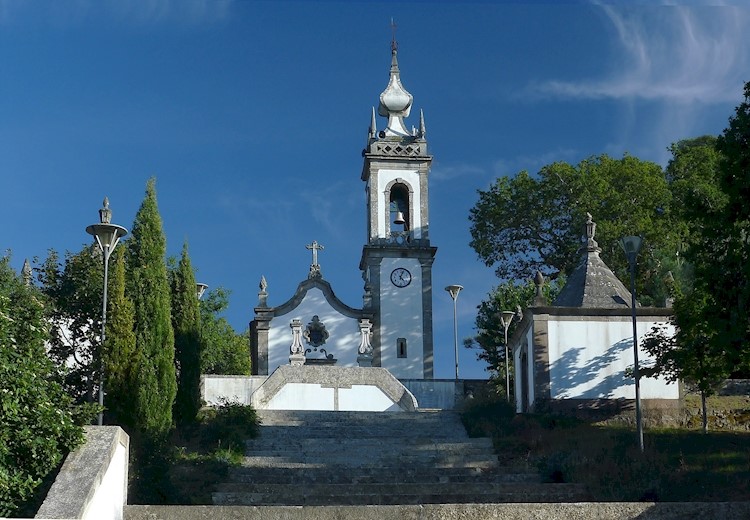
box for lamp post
[445,285,463,380]
[620,235,644,452]
[86,198,128,426]
[196,283,209,300]
[499,310,515,403]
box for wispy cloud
[530,3,749,104]
[431,162,487,183]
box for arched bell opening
[389,183,410,235]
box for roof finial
[369,106,377,138]
[585,212,600,252]
[390,18,398,53]
[419,108,426,138]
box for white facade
[374,169,422,239]
[513,310,679,413]
[265,287,362,375]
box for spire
[418,108,426,138]
[553,213,635,308]
[377,24,413,138]
[369,107,377,139]
[22,259,32,286]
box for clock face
[390,267,412,288]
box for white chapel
[248,40,437,385]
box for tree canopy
[0,256,83,516]
[469,154,677,305]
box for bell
[393,211,406,225]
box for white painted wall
[267,288,360,374]
[546,318,678,400]
[379,257,424,379]
[265,382,403,411]
[82,441,128,520]
[202,375,267,406]
[375,169,421,239]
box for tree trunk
[701,390,708,434]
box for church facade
[250,42,436,381]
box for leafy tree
[200,288,250,375]
[127,178,176,440]
[699,82,750,374]
[170,242,201,424]
[469,154,676,305]
[103,248,137,427]
[0,256,83,516]
[465,276,563,393]
[37,246,103,403]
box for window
[397,338,407,358]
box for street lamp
[445,284,463,380]
[499,310,515,403]
[196,283,209,300]
[86,198,128,426]
[620,235,644,452]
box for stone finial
[533,270,547,306]
[357,318,374,367]
[584,212,601,252]
[418,109,426,138]
[22,259,32,286]
[289,319,306,366]
[258,275,268,307]
[369,106,377,139]
[378,41,413,137]
[306,240,324,279]
[99,197,112,224]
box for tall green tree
[0,256,83,516]
[200,288,250,375]
[103,248,137,427]
[690,82,750,374]
[170,242,201,424]
[127,178,176,439]
[469,154,676,305]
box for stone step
[243,441,494,455]
[236,456,502,470]
[245,438,490,449]
[212,483,589,506]
[227,466,539,484]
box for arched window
[389,183,410,233]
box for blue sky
[1,1,747,379]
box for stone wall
[35,426,129,520]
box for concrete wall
[125,502,750,520]
[202,375,469,410]
[546,318,678,400]
[35,426,129,520]
[202,375,267,406]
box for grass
[461,394,750,502]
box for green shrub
[199,398,259,453]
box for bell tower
[359,39,437,379]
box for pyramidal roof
[552,214,636,309]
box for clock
[390,267,412,288]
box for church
[249,39,437,382]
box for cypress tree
[170,242,201,424]
[127,178,176,440]
[103,248,137,427]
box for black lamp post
[86,198,128,426]
[620,235,644,452]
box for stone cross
[306,240,324,266]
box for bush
[199,398,259,453]
[0,257,83,516]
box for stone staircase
[211,409,589,506]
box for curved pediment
[269,277,366,320]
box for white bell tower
[359,39,436,379]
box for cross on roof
[306,240,324,267]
